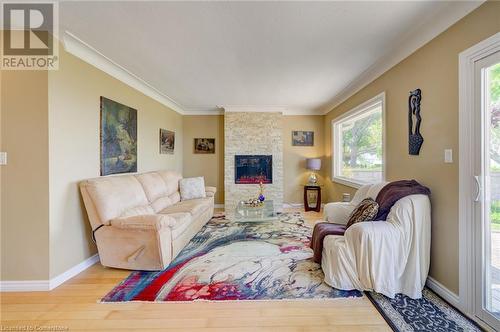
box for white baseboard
[0,254,100,292]
[426,276,460,308]
[215,203,325,210]
[0,280,51,292]
[49,254,100,290]
[283,203,325,209]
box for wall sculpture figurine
[408,89,423,155]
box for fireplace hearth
[235,155,272,184]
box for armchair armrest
[205,186,217,197]
[323,202,356,225]
[110,214,176,231]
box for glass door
[474,51,500,330]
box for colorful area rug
[366,288,483,331]
[101,213,361,302]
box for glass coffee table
[231,200,279,223]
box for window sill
[332,176,367,189]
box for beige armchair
[80,171,215,271]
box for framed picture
[160,129,175,154]
[292,130,314,146]
[194,138,215,154]
[100,97,137,176]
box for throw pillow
[179,177,206,200]
[346,198,379,229]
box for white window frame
[331,92,386,189]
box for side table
[304,185,322,212]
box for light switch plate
[0,152,6,165]
[444,149,453,163]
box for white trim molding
[220,105,323,116]
[426,277,460,308]
[49,254,100,290]
[331,92,386,189]
[0,254,100,292]
[283,203,325,209]
[458,31,500,320]
[62,31,186,115]
[0,280,51,292]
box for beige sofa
[80,170,216,271]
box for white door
[473,50,500,330]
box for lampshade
[306,158,321,171]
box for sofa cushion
[120,205,155,218]
[136,172,167,202]
[136,171,182,212]
[179,177,206,200]
[82,175,150,225]
[169,192,181,205]
[159,198,212,217]
[110,214,176,231]
[157,171,182,196]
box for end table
[304,185,322,212]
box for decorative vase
[258,182,265,202]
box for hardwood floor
[0,209,390,331]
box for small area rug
[101,212,361,302]
[366,288,483,331]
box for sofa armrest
[205,186,217,197]
[323,202,356,225]
[110,214,176,231]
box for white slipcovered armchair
[321,182,431,299]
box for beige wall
[182,114,326,205]
[323,1,500,294]
[283,116,325,204]
[1,70,50,280]
[47,46,184,278]
[182,115,224,204]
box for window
[332,92,385,188]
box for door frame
[459,32,500,327]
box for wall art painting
[100,97,137,176]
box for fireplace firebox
[235,155,272,184]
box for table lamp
[306,158,321,185]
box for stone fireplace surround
[224,111,283,212]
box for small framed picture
[194,138,215,154]
[160,129,175,154]
[292,131,314,146]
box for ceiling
[59,1,482,115]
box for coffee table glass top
[232,200,279,223]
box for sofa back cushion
[81,175,151,225]
[136,171,182,212]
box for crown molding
[320,0,485,115]
[221,105,287,113]
[183,110,225,115]
[220,105,321,115]
[182,106,225,115]
[62,31,186,115]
